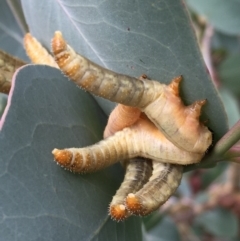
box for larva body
[0,50,26,94]
[24,33,59,68]
[51,31,212,154]
[126,162,183,215]
[109,158,152,221]
[53,115,203,173]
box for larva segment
[109,158,152,221]
[51,31,163,107]
[51,32,212,155]
[52,115,203,171]
[126,162,183,215]
[24,33,59,68]
[0,50,26,94]
[104,104,141,138]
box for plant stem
[213,120,240,156]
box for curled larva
[51,31,212,154]
[126,162,183,215]
[0,50,26,94]
[24,33,59,68]
[109,157,152,221]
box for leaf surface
[0,1,28,61]
[0,65,142,241]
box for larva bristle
[109,204,129,221]
[24,33,58,68]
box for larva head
[109,204,129,221]
[125,193,146,216]
[52,148,73,169]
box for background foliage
[0,0,239,240]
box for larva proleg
[126,162,183,215]
[109,158,152,221]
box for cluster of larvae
[24,31,212,221]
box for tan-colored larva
[126,162,183,215]
[51,31,212,154]
[24,33,59,68]
[53,113,204,172]
[109,157,152,221]
[0,50,26,94]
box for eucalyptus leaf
[21,0,228,143]
[0,1,28,61]
[0,65,142,241]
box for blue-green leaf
[0,1,28,60]
[0,65,142,241]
